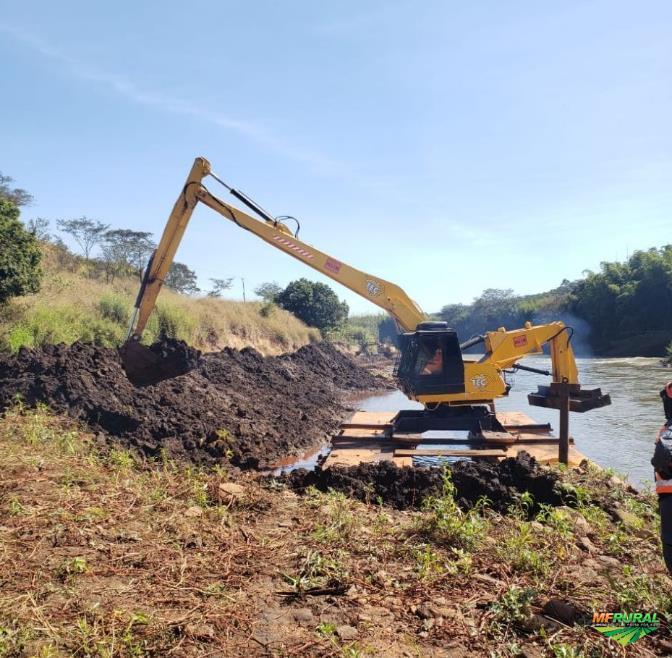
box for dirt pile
[0,340,385,469]
[284,452,569,511]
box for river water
[357,356,670,490]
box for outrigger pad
[119,336,201,387]
[528,384,611,413]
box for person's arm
[653,423,672,479]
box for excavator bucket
[119,338,201,387]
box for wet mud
[0,339,385,469]
[283,452,570,511]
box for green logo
[591,612,660,646]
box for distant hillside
[341,246,672,358]
[0,242,320,355]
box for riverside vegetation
[0,406,670,657]
[0,242,319,355]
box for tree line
[0,170,349,333]
[438,249,672,357]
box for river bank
[1,406,670,657]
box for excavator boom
[120,156,609,421]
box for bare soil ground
[0,340,387,469]
[1,408,671,657]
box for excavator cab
[395,322,465,398]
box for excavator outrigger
[121,157,610,435]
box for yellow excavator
[120,157,609,435]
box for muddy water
[357,356,670,489]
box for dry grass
[0,244,320,355]
[1,407,671,657]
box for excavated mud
[0,339,386,469]
[284,452,569,511]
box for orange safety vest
[656,472,672,494]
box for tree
[27,217,50,241]
[57,217,110,258]
[0,172,33,207]
[208,278,234,297]
[254,281,282,303]
[275,278,348,331]
[100,229,155,282]
[0,199,42,304]
[165,262,200,294]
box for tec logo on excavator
[470,374,489,390]
[366,280,383,296]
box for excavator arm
[127,157,425,343]
[121,156,609,418]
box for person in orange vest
[652,382,672,573]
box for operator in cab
[420,346,443,376]
[652,382,672,574]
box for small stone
[185,623,215,640]
[520,613,562,633]
[184,506,203,518]
[577,536,597,553]
[472,573,502,586]
[428,604,452,618]
[542,598,585,625]
[278,520,293,528]
[573,515,590,536]
[613,508,639,527]
[218,482,245,499]
[421,618,434,631]
[292,608,314,624]
[335,625,358,641]
[597,554,621,569]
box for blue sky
[2,1,671,314]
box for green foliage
[254,281,282,302]
[489,586,536,628]
[153,302,197,342]
[56,217,109,259]
[101,228,155,282]
[98,294,130,324]
[276,278,348,332]
[0,171,33,207]
[569,245,672,356]
[418,469,488,549]
[0,200,42,305]
[165,261,199,295]
[439,283,573,346]
[3,304,125,351]
[208,277,234,297]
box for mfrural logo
[591,611,660,646]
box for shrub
[0,199,42,304]
[154,303,197,342]
[98,294,130,325]
[275,278,347,332]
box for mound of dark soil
[284,452,568,512]
[0,340,385,469]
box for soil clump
[0,339,385,469]
[284,452,569,511]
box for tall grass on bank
[0,244,320,354]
